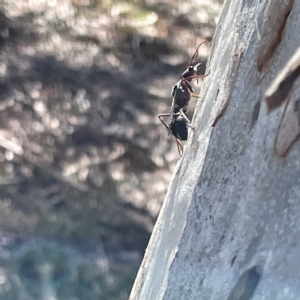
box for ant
[158,41,210,155]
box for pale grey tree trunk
[130,0,300,299]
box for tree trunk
[130,0,300,299]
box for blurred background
[0,0,222,299]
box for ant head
[181,63,202,81]
[171,114,188,141]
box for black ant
[158,41,210,155]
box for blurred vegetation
[0,0,222,299]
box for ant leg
[158,113,171,131]
[190,93,200,98]
[187,123,195,132]
[175,138,184,156]
[178,110,191,123]
[189,69,210,97]
[179,110,195,132]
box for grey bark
[130,0,300,299]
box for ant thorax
[171,79,194,112]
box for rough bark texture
[130,0,300,299]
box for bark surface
[130,0,300,299]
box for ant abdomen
[170,115,188,141]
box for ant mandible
[158,41,210,155]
